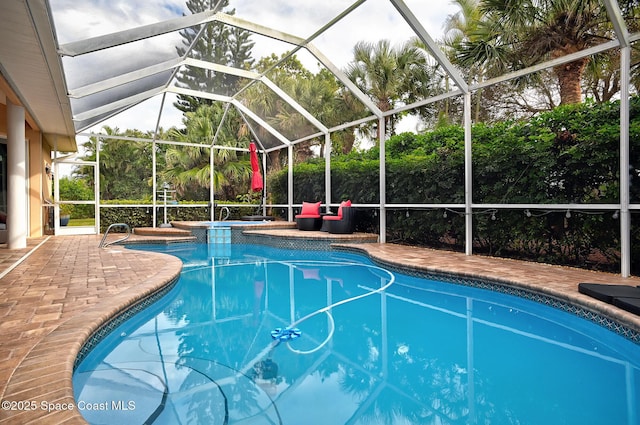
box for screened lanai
[39,0,640,276]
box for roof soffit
[0,0,76,151]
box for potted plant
[60,204,72,226]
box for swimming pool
[73,243,640,425]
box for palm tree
[279,68,368,155]
[241,54,363,159]
[442,0,487,121]
[346,39,436,140]
[163,104,251,200]
[583,49,622,103]
[455,0,614,105]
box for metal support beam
[180,58,328,134]
[152,136,157,227]
[605,0,631,276]
[620,46,631,277]
[68,58,183,98]
[262,150,268,216]
[390,0,468,92]
[325,133,332,213]
[167,87,298,150]
[214,13,307,46]
[231,99,292,146]
[72,86,165,121]
[147,92,164,230]
[94,138,100,234]
[183,58,261,80]
[260,77,329,133]
[211,102,232,147]
[379,116,387,243]
[464,93,473,255]
[603,0,630,48]
[306,44,383,118]
[210,146,215,222]
[58,9,222,56]
[165,85,231,103]
[208,96,227,221]
[288,145,294,221]
[473,40,620,92]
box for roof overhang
[0,0,76,152]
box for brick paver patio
[0,235,181,424]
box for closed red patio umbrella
[250,142,263,192]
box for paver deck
[0,235,182,424]
[0,233,639,424]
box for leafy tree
[454,0,622,105]
[162,103,252,200]
[268,59,368,155]
[271,97,640,271]
[582,48,634,103]
[174,0,255,113]
[441,1,555,120]
[240,54,357,163]
[78,126,161,201]
[58,177,94,218]
[441,0,490,122]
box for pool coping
[172,220,295,230]
[2,237,640,424]
[332,243,640,341]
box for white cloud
[49,0,459,134]
[50,0,188,42]
[83,93,184,135]
[232,0,457,69]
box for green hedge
[98,202,267,232]
[270,98,640,273]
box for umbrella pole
[262,153,266,216]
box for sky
[48,0,459,140]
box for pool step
[133,227,193,237]
[208,226,231,244]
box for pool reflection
[74,244,640,425]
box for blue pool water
[73,243,640,425]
